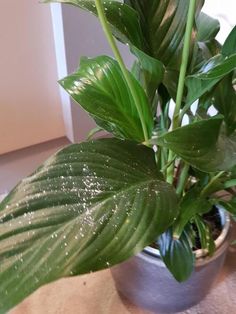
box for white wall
[0,1,65,154]
[203,0,236,43]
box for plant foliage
[0,0,236,311]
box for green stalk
[94,0,149,142]
[200,171,225,198]
[176,164,189,196]
[161,154,176,174]
[166,0,197,184]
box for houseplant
[0,0,236,312]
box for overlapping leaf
[131,46,165,112]
[0,139,178,313]
[60,56,153,141]
[173,189,212,238]
[214,74,236,134]
[125,0,204,70]
[186,53,236,106]
[151,118,236,172]
[186,25,236,106]
[193,12,221,71]
[158,229,195,282]
[219,198,236,216]
[44,0,144,49]
[222,26,236,57]
[196,12,220,42]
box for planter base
[111,210,231,313]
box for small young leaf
[158,229,195,282]
[186,53,236,106]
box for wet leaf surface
[0,139,178,312]
[60,56,153,142]
[152,118,236,172]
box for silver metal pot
[111,207,231,313]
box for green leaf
[193,215,215,255]
[196,12,220,42]
[162,69,180,101]
[0,138,178,312]
[155,118,236,172]
[222,26,236,56]
[192,11,221,72]
[43,0,144,49]
[229,165,236,176]
[60,56,153,142]
[158,229,195,282]
[224,179,236,189]
[214,74,236,133]
[125,0,204,70]
[131,46,165,111]
[193,39,222,73]
[186,53,236,106]
[219,198,236,215]
[173,189,212,238]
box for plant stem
[200,171,225,198]
[173,0,197,129]
[166,0,197,184]
[94,0,149,142]
[161,154,176,174]
[176,164,189,196]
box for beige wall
[0,1,65,154]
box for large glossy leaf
[158,229,195,282]
[0,139,178,312]
[125,0,204,70]
[44,0,144,49]
[60,56,153,142]
[186,53,236,106]
[152,118,236,172]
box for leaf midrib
[0,177,161,242]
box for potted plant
[0,0,236,313]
